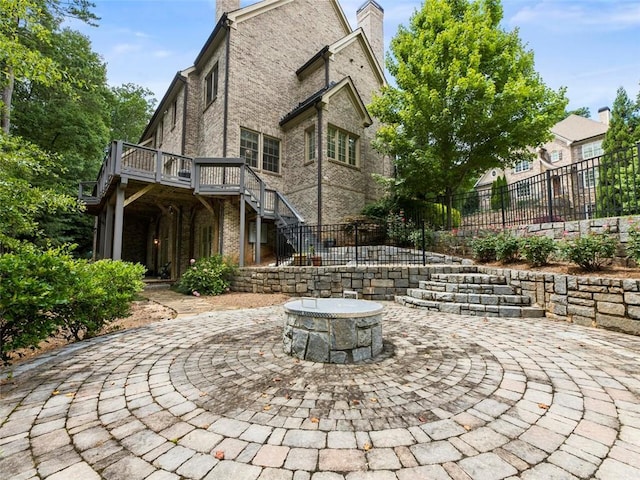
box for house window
[582,168,598,188]
[513,160,531,173]
[305,127,316,162]
[516,181,531,198]
[240,128,259,168]
[205,62,219,107]
[550,150,562,162]
[262,136,280,173]
[582,141,603,160]
[584,203,596,219]
[327,125,359,166]
[327,126,336,159]
[171,98,178,128]
[157,120,163,146]
[240,128,280,173]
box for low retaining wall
[232,261,640,336]
[478,266,640,335]
[232,264,474,301]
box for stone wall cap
[284,298,383,317]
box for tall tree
[10,28,110,252]
[369,0,566,225]
[602,87,639,152]
[565,107,591,119]
[596,86,640,217]
[0,0,97,133]
[109,83,157,143]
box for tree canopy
[109,83,157,143]
[369,0,567,203]
[0,0,98,133]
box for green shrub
[470,233,498,263]
[0,246,74,364]
[519,235,556,267]
[175,255,236,296]
[559,232,617,271]
[424,203,461,230]
[54,259,145,341]
[626,224,640,263]
[494,233,520,263]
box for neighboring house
[80,0,391,277]
[475,108,610,218]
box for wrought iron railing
[422,143,640,231]
[276,217,434,266]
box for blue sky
[73,0,640,119]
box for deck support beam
[112,182,126,260]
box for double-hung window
[582,141,603,160]
[513,160,531,173]
[205,62,219,107]
[262,136,280,173]
[240,128,280,173]
[516,180,531,198]
[305,127,316,163]
[327,125,359,166]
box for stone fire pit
[283,297,384,363]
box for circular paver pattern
[1,303,640,480]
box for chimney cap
[357,0,384,14]
[597,106,610,113]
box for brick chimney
[357,1,384,69]
[598,106,611,125]
[216,0,240,22]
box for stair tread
[396,296,545,318]
[407,288,531,305]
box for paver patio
[1,302,639,479]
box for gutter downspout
[223,22,231,156]
[316,104,323,228]
[180,77,188,155]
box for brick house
[474,109,610,218]
[80,0,391,277]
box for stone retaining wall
[232,261,640,335]
[478,266,640,335]
[231,264,474,301]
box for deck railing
[79,140,305,226]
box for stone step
[418,280,516,295]
[406,289,532,306]
[395,295,545,318]
[429,273,507,285]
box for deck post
[239,165,246,267]
[239,196,246,267]
[105,201,114,259]
[112,182,126,260]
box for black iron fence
[425,143,640,231]
[276,144,640,266]
[276,216,435,266]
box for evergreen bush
[175,255,236,296]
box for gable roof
[551,114,608,145]
[227,0,352,35]
[296,29,386,85]
[280,76,373,128]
